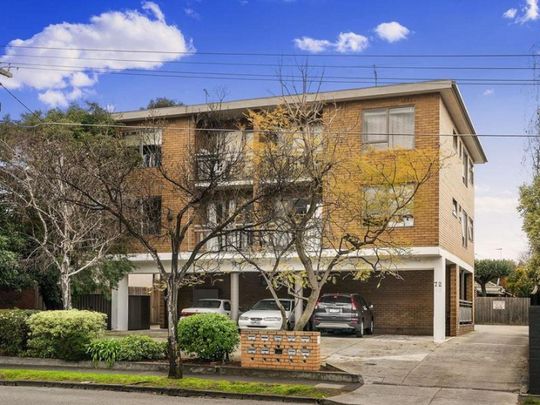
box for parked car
[238,298,295,330]
[180,298,232,319]
[311,293,374,337]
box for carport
[111,247,475,342]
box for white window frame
[363,184,415,228]
[362,106,415,150]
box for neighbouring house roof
[112,80,487,164]
[475,281,513,297]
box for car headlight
[239,316,249,321]
[264,317,281,321]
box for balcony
[459,300,473,324]
[194,225,255,252]
[195,153,253,186]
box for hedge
[177,313,239,361]
[0,309,39,356]
[87,335,167,367]
[26,310,106,361]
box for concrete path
[326,325,528,405]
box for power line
[4,44,540,58]
[7,61,540,83]
[3,53,539,70]
[8,65,540,86]
[0,82,40,118]
[3,120,539,138]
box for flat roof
[113,80,487,163]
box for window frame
[452,198,458,217]
[362,183,415,228]
[362,106,415,150]
[461,209,468,248]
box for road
[0,386,282,405]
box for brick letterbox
[240,330,321,371]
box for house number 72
[433,281,442,287]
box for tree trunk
[294,287,319,331]
[481,282,487,297]
[59,270,72,310]
[166,277,182,378]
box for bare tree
[63,100,274,378]
[0,130,125,309]
[238,74,439,332]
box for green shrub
[177,313,239,361]
[86,338,120,367]
[27,310,106,361]
[0,309,38,356]
[117,335,167,361]
[87,335,166,367]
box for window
[468,218,474,242]
[363,184,415,227]
[362,106,415,149]
[469,160,474,185]
[141,196,161,235]
[461,209,468,248]
[124,129,162,168]
[453,131,458,151]
[224,302,231,311]
[462,149,469,186]
[142,144,161,168]
[452,199,458,217]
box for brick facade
[120,84,481,338]
[240,330,321,371]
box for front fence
[475,297,530,325]
[74,292,150,330]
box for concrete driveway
[324,325,528,405]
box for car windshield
[194,300,221,308]
[252,300,292,311]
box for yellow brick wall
[438,100,475,265]
[125,92,476,264]
[324,93,441,249]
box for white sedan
[238,299,295,330]
[180,299,232,319]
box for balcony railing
[194,225,255,252]
[459,300,473,324]
[193,224,321,253]
[195,153,252,183]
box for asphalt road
[0,386,283,405]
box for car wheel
[367,319,374,335]
[355,320,365,338]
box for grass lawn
[0,368,328,398]
[523,398,540,405]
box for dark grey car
[312,293,374,337]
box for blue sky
[1,0,539,260]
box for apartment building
[110,80,486,342]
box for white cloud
[1,1,194,107]
[142,1,165,22]
[293,37,332,53]
[475,190,528,260]
[503,0,539,23]
[335,32,369,53]
[293,32,368,54]
[503,8,518,18]
[184,7,200,19]
[483,88,494,96]
[375,21,410,43]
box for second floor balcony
[195,152,253,185]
